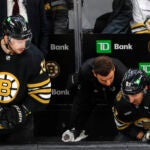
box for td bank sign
[96,40,133,53]
[139,63,150,76]
[96,40,112,53]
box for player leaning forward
[113,69,150,142]
[0,15,51,143]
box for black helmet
[121,69,148,95]
[2,15,32,40]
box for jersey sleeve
[112,91,141,139]
[23,54,51,113]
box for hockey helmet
[2,15,32,40]
[121,69,148,95]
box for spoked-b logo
[96,40,112,53]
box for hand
[0,105,30,130]
[136,131,144,140]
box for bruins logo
[0,72,19,103]
[46,61,60,78]
[116,91,123,102]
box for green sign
[96,40,111,53]
[139,62,150,75]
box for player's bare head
[93,56,114,76]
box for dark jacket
[94,0,133,34]
[70,57,128,131]
[0,0,49,57]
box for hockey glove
[142,130,150,142]
[0,105,31,130]
[62,128,88,142]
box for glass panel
[81,0,113,31]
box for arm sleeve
[23,54,51,113]
[69,69,96,131]
[113,106,141,139]
[69,84,95,131]
[102,0,132,34]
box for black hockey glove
[0,105,31,130]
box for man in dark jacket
[62,56,128,142]
[94,0,133,34]
[0,0,49,57]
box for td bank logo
[96,40,112,53]
[139,63,150,75]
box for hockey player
[113,69,150,142]
[0,15,51,143]
[130,0,150,34]
[62,56,128,142]
[0,0,50,58]
[44,0,73,34]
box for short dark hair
[93,56,114,76]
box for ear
[92,70,97,78]
[3,35,9,44]
[145,85,148,90]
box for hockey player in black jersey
[0,15,51,143]
[113,69,150,142]
[62,55,128,142]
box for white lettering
[50,44,69,51]
[114,43,133,50]
[52,89,70,95]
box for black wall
[34,34,150,139]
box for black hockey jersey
[0,43,51,113]
[113,90,150,139]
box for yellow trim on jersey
[134,118,150,124]
[113,107,132,130]
[136,30,150,34]
[29,89,51,94]
[27,78,51,104]
[0,125,5,129]
[27,78,50,88]
[131,22,150,34]
[134,117,150,129]
[30,94,50,104]
[114,115,132,130]
[131,22,145,29]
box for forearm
[121,125,143,140]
